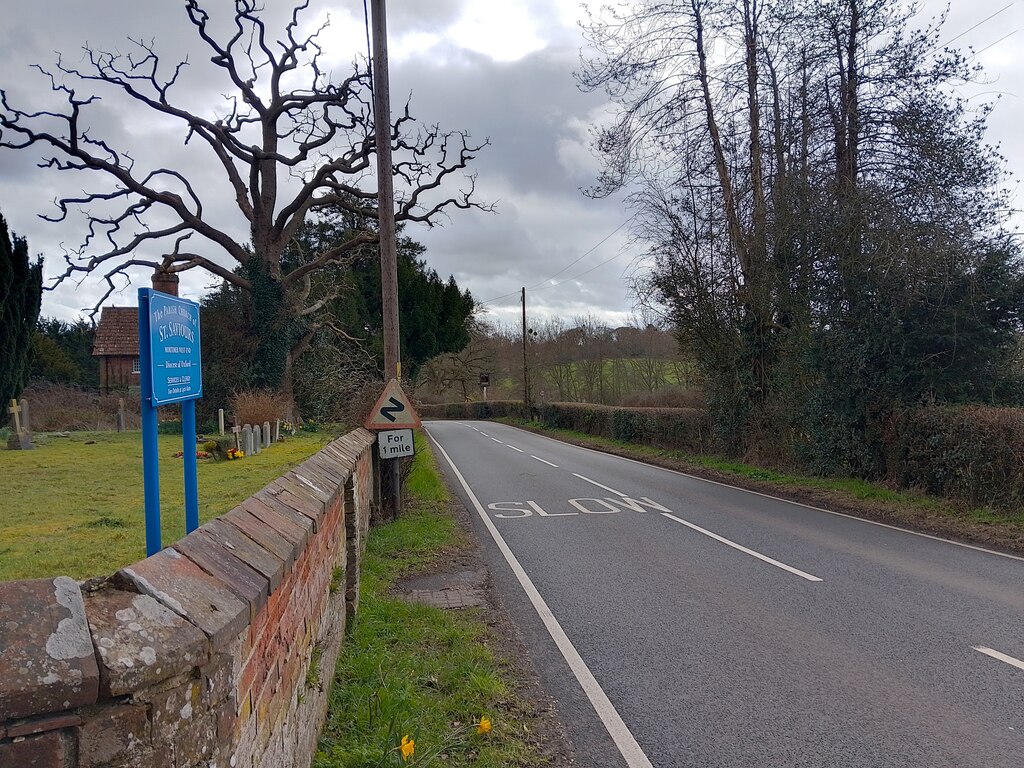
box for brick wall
[0,428,377,768]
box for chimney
[152,268,179,297]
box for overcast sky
[1,1,1022,330]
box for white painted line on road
[662,513,823,582]
[480,432,489,437]
[573,473,628,498]
[490,437,502,443]
[522,427,1024,563]
[428,434,655,768]
[532,456,559,468]
[507,445,525,453]
[973,646,1024,672]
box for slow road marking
[974,646,1024,672]
[662,513,823,582]
[430,436,655,768]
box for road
[423,420,1024,768]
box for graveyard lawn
[0,430,331,581]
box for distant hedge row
[417,400,526,420]
[420,399,1024,509]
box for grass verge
[0,430,332,581]
[500,419,1024,552]
[315,434,547,768]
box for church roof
[92,306,139,356]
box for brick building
[92,271,180,393]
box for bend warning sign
[364,379,422,430]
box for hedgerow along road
[424,420,1023,768]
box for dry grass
[20,382,142,432]
[230,388,288,426]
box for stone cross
[19,398,30,434]
[241,425,254,456]
[253,424,262,455]
[262,421,272,447]
[231,425,242,451]
[8,399,22,434]
[218,409,225,436]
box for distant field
[0,430,331,581]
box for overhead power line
[939,2,1014,49]
[482,219,632,304]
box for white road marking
[428,434,655,768]
[507,444,525,453]
[490,437,502,443]
[522,427,1024,563]
[532,456,559,467]
[662,513,823,582]
[974,646,1024,672]
[573,473,628,498]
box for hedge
[892,405,1024,509]
[533,402,713,454]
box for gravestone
[116,398,126,433]
[263,421,272,447]
[253,424,262,455]
[19,398,30,433]
[275,419,281,442]
[218,409,225,436]
[241,425,254,457]
[6,399,33,450]
[231,425,242,451]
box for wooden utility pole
[371,0,402,518]
[521,287,530,411]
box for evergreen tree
[0,212,43,405]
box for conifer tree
[0,212,43,405]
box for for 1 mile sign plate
[148,291,202,405]
[378,429,415,459]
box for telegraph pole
[521,287,530,411]
[371,0,402,518]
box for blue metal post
[182,399,199,533]
[138,288,162,556]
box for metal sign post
[138,287,204,556]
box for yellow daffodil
[477,716,492,735]
[400,735,415,761]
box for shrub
[230,388,286,427]
[534,402,712,454]
[417,400,526,420]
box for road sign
[147,291,202,405]
[479,372,490,387]
[365,379,422,430]
[378,429,415,459]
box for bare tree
[0,0,489,402]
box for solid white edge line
[507,445,525,453]
[532,456,559,468]
[507,424,1024,564]
[973,646,1024,672]
[573,473,628,498]
[427,431,655,768]
[661,513,823,582]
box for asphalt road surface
[423,420,1024,768]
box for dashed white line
[573,473,628,498]
[428,435,655,768]
[490,437,502,443]
[661,513,823,582]
[532,456,559,468]
[974,646,1024,672]
[507,445,525,453]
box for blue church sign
[148,292,203,404]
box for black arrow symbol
[381,396,406,422]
